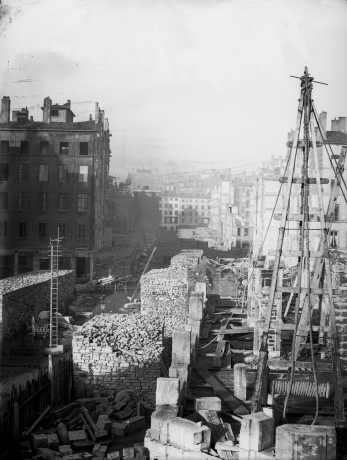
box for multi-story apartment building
[0,96,111,280]
[159,193,211,231]
[108,185,134,235]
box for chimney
[319,111,327,133]
[0,96,10,123]
[42,97,52,123]
[89,114,92,121]
[331,117,339,132]
[95,102,99,125]
[105,117,109,131]
[30,116,34,123]
[101,110,105,128]
[66,99,71,108]
[12,110,18,123]
[338,117,346,133]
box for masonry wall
[0,269,74,339]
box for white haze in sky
[0,0,347,175]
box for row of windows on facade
[0,192,88,211]
[0,163,89,183]
[160,203,210,210]
[162,210,208,217]
[0,140,90,156]
[0,221,87,238]
[163,217,209,224]
[160,198,209,203]
[109,203,131,215]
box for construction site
[1,68,347,460]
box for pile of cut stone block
[20,391,152,460]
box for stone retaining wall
[0,270,74,340]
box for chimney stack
[0,96,10,123]
[66,99,71,108]
[319,111,327,133]
[42,97,52,123]
[95,102,99,125]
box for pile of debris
[20,391,151,459]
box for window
[77,193,88,212]
[40,141,50,155]
[202,206,204,209]
[334,204,339,221]
[38,222,47,238]
[237,228,241,236]
[19,163,29,181]
[18,192,28,210]
[39,164,48,182]
[58,164,68,183]
[0,192,8,210]
[164,217,168,224]
[0,163,9,181]
[0,141,9,154]
[19,222,27,238]
[77,222,86,238]
[0,221,7,237]
[79,142,89,156]
[244,228,249,236]
[330,231,338,248]
[58,222,66,238]
[111,202,116,211]
[182,218,185,223]
[246,190,250,197]
[174,211,178,215]
[20,141,29,155]
[202,212,204,216]
[246,201,250,208]
[51,109,59,117]
[58,193,68,211]
[38,192,48,210]
[246,211,250,218]
[164,211,168,215]
[60,142,69,155]
[78,165,88,183]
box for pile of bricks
[140,267,189,337]
[0,270,74,339]
[22,393,151,459]
[72,313,163,404]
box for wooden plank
[205,300,215,319]
[212,340,226,368]
[211,327,253,335]
[279,177,329,184]
[194,366,250,416]
[22,405,51,436]
[80,413,96,442]
[277,287,323,294]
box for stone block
[195,397,221,412]
[144,437,167,458]
[123,447,134,459]
[189,293,204,321]
[57,423,69,445]
[156,377,180,406]
[59,445,73,455]
[47,433,59,451]
[106,452,120,460]
[111,422,127,437]
[114,390,130,404]
[94,397,109,404]
[275,424,336,460]
[239,413,274,453]
[68,430,87,443]
[37,448,62,460]
[168,417,211,451]
[124,416,147,435]
[96,415,112,433]
[150,405,179,441]
[32,433,48,454]
[133,443,149,457]
[234,363,247,401]
[92,444,107,458]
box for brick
[47,433,59,452]
[106,453,120,460]
[123,447,135,459]
[59,446,73,455]
[168,417,211,451]
[57,423,69,445]
[111,422,127,437]
[96,415,112,433]
[150,405,179,441]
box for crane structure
[252,67,346,428]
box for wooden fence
[0,357,73,459]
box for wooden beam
[22,405,51,436]
[212,340,226,368]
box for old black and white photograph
[0,0,347,458]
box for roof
[325,131,347,145]
[0,120,96,131]
[42,102,75,117]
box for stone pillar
[234,363,247,401]
[172,330,191,365]
[13,252,18,276]
[195,282,206,302]
[189,292,204,322]
[71,254,76,276]
[42,97,52,124]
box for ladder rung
[280,177,329,184]
[268,249,324,257]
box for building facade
[108,187,134,235]
[0,96,111,280]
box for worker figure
[100,295,106,313]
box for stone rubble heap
[140,267,189,337]
[72,313,163,404]
[170,249,203,270]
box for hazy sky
[1,0,347,175]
